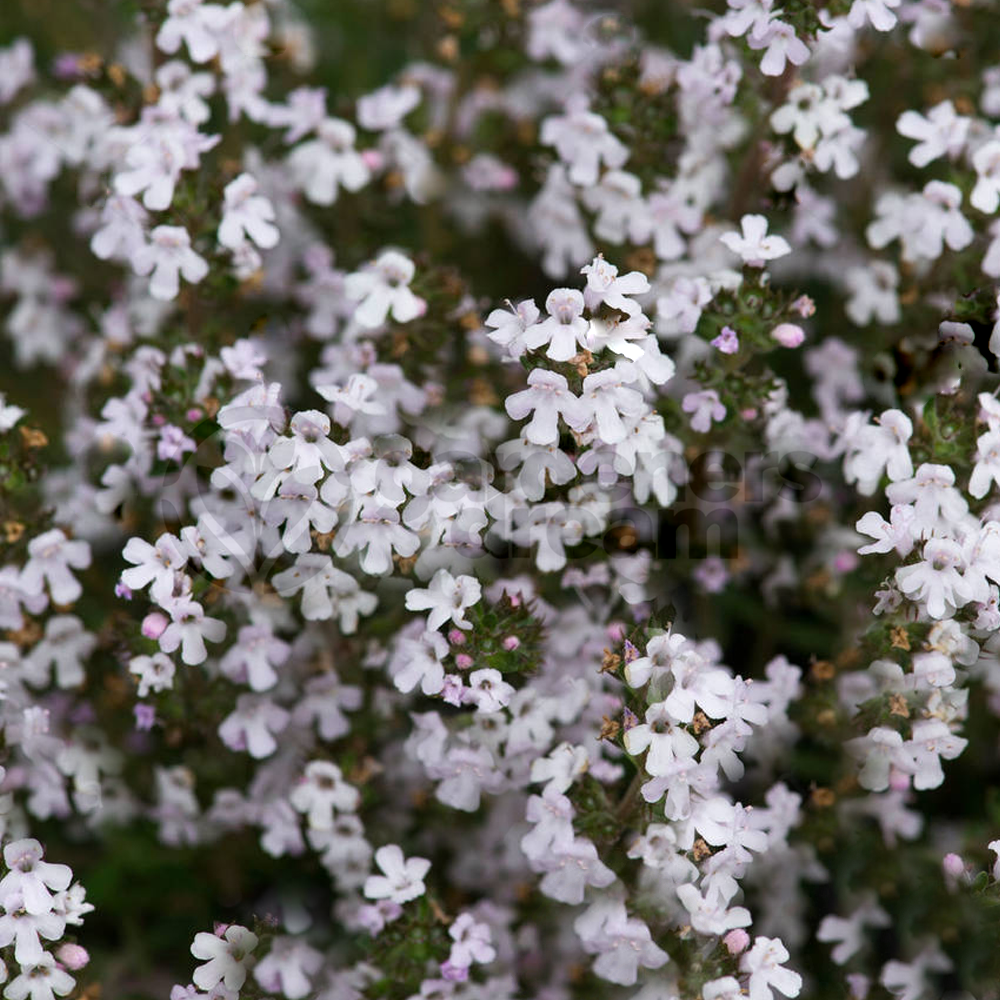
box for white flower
[575,900,668,986]
[0,840,72,916]
[218,695,290,759]
[156,0,228,61]
[120,534,188,603]
[856,506,916,557]
[272,553,378,629]
[346,250,425,328]
[156,60,215,124]
[287,117,370,205]
[446,913,496,969]
[817,900,890,965]
[848,727,911,791]
[316,373,387,427]
[740,936,802,1000]
[21,529,91,606]
[0,38,34,105]
[972,140,1000,215]
[748,22,810,78]
[989,839,1000,880]
[847,0,901,31]
[971,430,1000,499]
[906,718,967,790]
[466,668,515,713]
[190,924,259,992]
[896,101,970,168]
[539,104,628,187]
[842,408,913,496]
[289,760,359,830]
[505,369,590,446]
[3,952,74,1000]
[579,366,646,444]
[253,936,323,1000]
[218,173,279,250]
[0,392,24,432]
[357,83,420,131]
[131,226,208,301]
[158,599,226,665]
[895,537,973,620]
[721,214,791,266]
[405,569,482,631]
[844,261,900,326]
[867,181,972,264]
[682,389,726,433]
[129,653,176,697]
[333,504,420,576]
[90,195,148,262]
[26,615,96,689]
[363,844,431,904]
[580,255,650,315]
[0,894,64,967]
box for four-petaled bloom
[0,839,72,916]
[191,924,259,992]
[720,214,792,267]
[346,250,425,328]
[218,173,280,251]
[405,569,482,631]
[363,844,431,904]
[131,225,208,301]
[740,936,802,1000]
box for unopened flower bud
[771,322,805,348]
[942,853,964,878]
[724,928,750,955]
[141,611,169,640]
[57,944,90,970]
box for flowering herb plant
[3,0,1000,998]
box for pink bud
[186,408,203,422]
[448,629,466,646]
[141,612,169,640]
[56,944,89,970]
[724,929,750,955]
[502,635,520,651]
[740,408,758,420]
[496,166,519,191]
[151,412,166,427]
[888,768,911,792]
[942,853,964,878]
[455,653,473,670]
[771,323,805,348]
[606,622,626,642]
[833,551,859,574]
[361,149,385,171]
